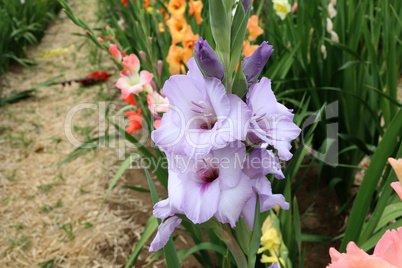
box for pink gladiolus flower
[147,91,170,114]
[115,54,154,98]
[327,227,402,268]
[122,54,140,74]
[389,158,402,200]
[109,44,122,62]
[292,2,298,13]
[153,120,162,129]
[97,37,104,44]
[373,227,402,267]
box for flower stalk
[214,224,248,268]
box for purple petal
[194,37,225,80]
[242,42,274,86]
[149,216,182,252]
[214,173,253,228]
[255,176,289,212]
[241,0,251,11]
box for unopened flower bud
[242,41,273,86]
[109,44,122,62]
[139,51,146,61]
[194,37,225,80]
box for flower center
[197,159,219,183]
[191,101,217,130]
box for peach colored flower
[373,227,402,267]
[147,91,170,114]
[167,16,190,44]
[168,0,186,18]
[189,0,203,25]
[109,44,122,62]
[389,158,402,200]
[247,15,264,41]
[243,40,259,57]
[328,228,402,268]
[125,109,142,133]
[166,45,185,75]
[183,31,199,50]
[327,242,396,268]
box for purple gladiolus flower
[194,37,225,80]
[241,148,289,228]
[246,77,301,161]
[242,41,274,86]
[241,0,251,11]
[149,216,182,252]
[152,58,251,159]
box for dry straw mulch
[0,1,156,267]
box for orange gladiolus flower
[125,109,142,133]
[247,15,263,41]
[242,40,259,57]
[183,31,199,50]
[121,0,128,7]
[189,0,203,24]
[168,0,186,18]
[167,16,190,44]
[166,45,185,75]
[144,0,155,8]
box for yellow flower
[258,216,287,267]
[189,0,203,25]
[167,16,190,44]
[168,0,186,18]
[273,0,291,20]
[247,15,263,41]
[159,22,165,33]
[261,254,286,267]
[166,45,185,75]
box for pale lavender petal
[214,173,253,228]
[182,177,220,224]
[246,78,277,116]
[225,94,252,141]
[194,37,225,80]
[243,148,284,179]
[241,193,257,229]
[255,176,289,211]
[211,142,246,190]
[149,216,182,252]
[242,42,274,86]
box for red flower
[79,71,113,86]
[121,0,128,7]
[122,93,137,106]
[125,109,143,133]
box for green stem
[214,224,247,268]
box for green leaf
[234,217,252,254]
[208,0,230,69]
[125,215,158,268]
[104,155,139,201]
[247,195,261,268]
[177,242,226,262]
[341,108,402,251]
[232,67,248,99]
[122,185,150,193]
[228,7,251,76]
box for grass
[0,0,62,77]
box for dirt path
[0,1,159,267]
